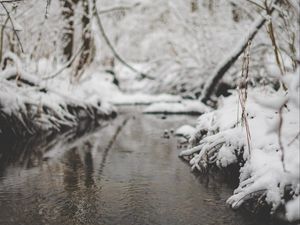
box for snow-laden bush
[0,58,116,136]
[179,70,300,221]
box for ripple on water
[0,113,290,225]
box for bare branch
[0,0,23,3]
[42,44,84,80]
[0,2,24,53]
[98,3,140,14]
[45,0,51,18]
[93,1,154,80]
[278,101,288,172]
[200,0,279,104]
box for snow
[143,100,210,114]
[286,196,300,222]
[179,71,300,220]
[175,125,196,138]
[0,65,116,135]
[0,0,299,222]
[109,93,182,105]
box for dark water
[0,109,289,225]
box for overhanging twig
[42,43,84,80]
[200,0,279,104]
[93,1,155,80]
[1,2,24,53]
[98,3,140,14]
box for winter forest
[0,0,299,224]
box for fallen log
[0,66,116,137]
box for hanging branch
[200,0,279,104]
[98,3,140,14]
[45,0,51,18]
[0,0,23,3]
[0,2,24,53]
[0,16,9,62]
[92,1,155,80]
[278,100,288,172]
[42,43,84,80]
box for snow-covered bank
[175,125,196,139]
[109,93,181,105]
[143,100,210,115]
[179,72,300,222]
[0,66,116,137]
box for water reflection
[0,111,291,225]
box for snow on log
[0,67,116,137]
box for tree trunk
[191,0,198,12]
[61,0,76,62]
[74,0,92,78]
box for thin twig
[278,100,288,172]
[238,91,252,156]
[98,3,140,14]
[0,16,9,62]
[264,0,286,77]
[288,132,300,146]
[246,0,266,10]
[0,0,23,3]
[0,2,24,53]
[45,0,51,18]
[42,44,84,80]
[200,0,279,104]
[93,1,154,80]
[238,41,252,157]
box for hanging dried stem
[278,100,288,172]
[288,131,300,146]
[264,0,286,77]
[92,0,155,80]
[45,0,51,18]
[238,41,252,157]
[0,2,24,53]
[0,16,9,62]
[0,0,23,3]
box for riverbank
[179,71,300,222]
[0,62,118,137]
[0,108,293,225]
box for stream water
[0,108,289,225]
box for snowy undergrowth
[179,71,300,221]
[0,65,116,136]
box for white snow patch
[109,93,182,105]
[143,100,210,114]
[286,196,300,222]
[175,125,196,138]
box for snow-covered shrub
[0,59,116,136]
[179,70,300,221]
